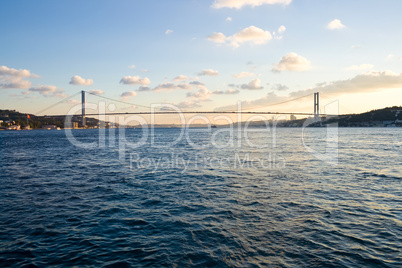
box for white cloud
[69,75,93,86]
[272,84,289,91]
[153,82,193,92]
[278,25,286,34]
[190,81,205,86]
[0,65,38,89]
[327,19,346,30]
[120,91,137,100]
[165,29,173,35]
[241,78,264,90]
[233,71,255,78]
[208,26,273,48]
[198,69,219,76]
[226,17,232,22]
[120,76,151,85]
[138,86,152,91]
[0,79,32,89]
[176,101,203,109]
[29,85,58,94]
[217,70,402,112]
[213,88,240,94]
[231,26,272,47]
[212,0,292,9]
[89,89,104,95]
[291,70,402,97]
[187,87,212,99]
[273,25,286,40]
[29,85,67,98]
[351,45,361,49]
[136,81,201,92]
[345,64,374,71]
[0,66,37,78]
[173,75,191,82]
[128,65,136,69]
[208,32,227,44]
[272,52,311,72]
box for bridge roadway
[83,111,323,116]
[38,111,333,118]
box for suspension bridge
[34,90,330,127]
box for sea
[0,127,401,267]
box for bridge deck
[39,111,330,117]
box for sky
[1,0,402,121]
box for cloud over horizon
[29,85,67,98]
[272,84,289,91]
[272,52,311,72]
[216,70,402,112]
[187,87,212,99]
[198,69,219,76]
[213,88,240,94]
[120,91,137,100]
[153,82,193,92]
[89,89,104,95]
[241,78,264,90]
[120,76,151,85]
[291,70,402,97]
[0,65,38,89]
[69,75,93,86]
[173,75,191,81]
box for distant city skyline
[1,0,402,118]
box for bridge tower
[81,90,86,127]
[314,92,319,121]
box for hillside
[0,109,102,129]
[319,106,402,127]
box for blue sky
[1,0,402,117]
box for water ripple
[0,128,401,267]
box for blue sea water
[0,127,401,267]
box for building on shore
[42,125,59,130]
[6,125,21,130]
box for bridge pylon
[82,90,86,127]
[314,92,320,122]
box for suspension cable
[319,93,355,114]
[85,91,151,109]
[35,91,81,116]
[222,93,314,112]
